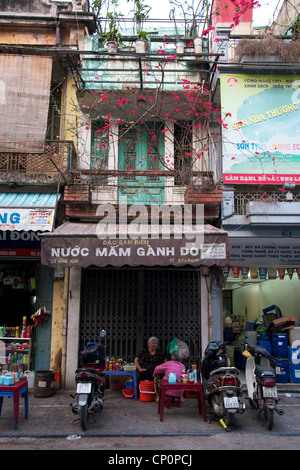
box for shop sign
[220,73,300,184]
[229,238,300,266]
[41,235,228,268]
[0,209,55,231]
[0,230,41,258]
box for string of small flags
[222,266,300,280]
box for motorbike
[71,330,106,431]
[202,340,245,430]
[243,343,284,430]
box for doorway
[79,267,201,366]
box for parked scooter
[202,340,245,430]
[71,330,106,431]
[243,343,284,430]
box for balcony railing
[0,140,77,175]
[235,190,300,215]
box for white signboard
[0,208,55,231]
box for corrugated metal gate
[79,267,201,367]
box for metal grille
[80,268,201,368]
[235,190,300,215]
[80,269,139,360]
[143,269,201,368]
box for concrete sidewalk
[0,387,213,438]
[1,377,300,438]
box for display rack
[0,337,31,371]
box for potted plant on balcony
[102,11,123,53]
[134,0,151,52]
[136,29,150,52]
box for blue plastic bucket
[257,340,272,355]
[272,333,288,358]
[274,358,289,383]
[289,364,300,383]
[257,331,271,341]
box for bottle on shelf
[21,316,27,338]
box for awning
[40,221,228,268]
[0,193,61,232]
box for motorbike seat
[255,364,275,379]
[210,366,239,377]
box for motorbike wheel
[80,404,88,431]
[225,413,235,429]
[248,398,258,409]
[264,406,274,430]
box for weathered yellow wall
[0,27,56,45]
[50,268,69,388]
[50,277,64,371]
[63,71,79,148]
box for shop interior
[223,269,300,328]
[222,267,300,382]
[0,261,37,334]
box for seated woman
[153,351,186,403]
[134,336,165,381]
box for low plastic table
[106,370,138,399]
[0,379,28,428]
[158,379,207,422]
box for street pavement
[1,381,300,452]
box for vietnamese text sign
[41,236,228,268]
[229,238,300,266]
[0,209,55,231]
[220,73,300,184]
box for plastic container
[125,378,133,389]
[3,376,14,385]
[122,388,134,399]
[289,327,300,346]
[274,358,289,383]
[288,347,300,365]
[289,364,300,383]
[24,370,35,389]
[245,330,257,346]
[257,331,271,341]
[168,373,176,383]
[272,333,288,358]
[257,340,272,355]
[224,328,234,341]
[139,381,155,402]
